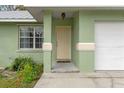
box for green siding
[43,11,52,72]
[44,11,52,42]
[79,12,94,42]
[79,51,94,72]
[72,12,79,67]
[78,10,124,72]
[0,23,43,67]
[43,51,51,72]
[1,10,124,72]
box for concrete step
[52,63,79,73]
[52,69,80,73]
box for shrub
[17,63,33,83]
[11,56,43,83]
[11,57,33,71]
[17,63,42,83]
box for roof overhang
[26,7,44,22]
[0,19,37,22]
[25,7,124,22]
[25,7,124,10]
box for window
[19,25,43,49]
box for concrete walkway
[35,72,124,88]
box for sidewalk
[35,72,124,88]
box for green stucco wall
[1,10,124,73]
[0,23,43,67]
[78,10,124,72]
[43,11,52,72]
[72,12,79,67]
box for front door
[56,26,71,62]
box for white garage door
[95,21,124,70]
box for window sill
[16,49,43,53]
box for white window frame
[18,25,43,50]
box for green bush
[11,57,33,71]
[11,56,43,83]
[17,63,42,83]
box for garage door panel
[96,59,124,70]
[96,48,123,56]
[95,22,124,70]
[96,34,124,46]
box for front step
[52,63,80,73]
[52,69,80,73]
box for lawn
[0,70,42,88]
[0,57,43,88]
[0,77,37,88]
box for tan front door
[56,26,71,61]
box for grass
[0,71,42,88]
[0,78,37,88]
[0,57,43,88]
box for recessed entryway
[56,26,71,62]
[51,26,77,72]
[95,21,124,70]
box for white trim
[16,49,42,53]
[43,43,52,51]
[18,25,43,49]
[0,19,37,22]
[76,43,95,51]
[17,24,43,26]
[33,27,36,49]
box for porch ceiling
[52,11,74,19]
[25,7,124,22]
